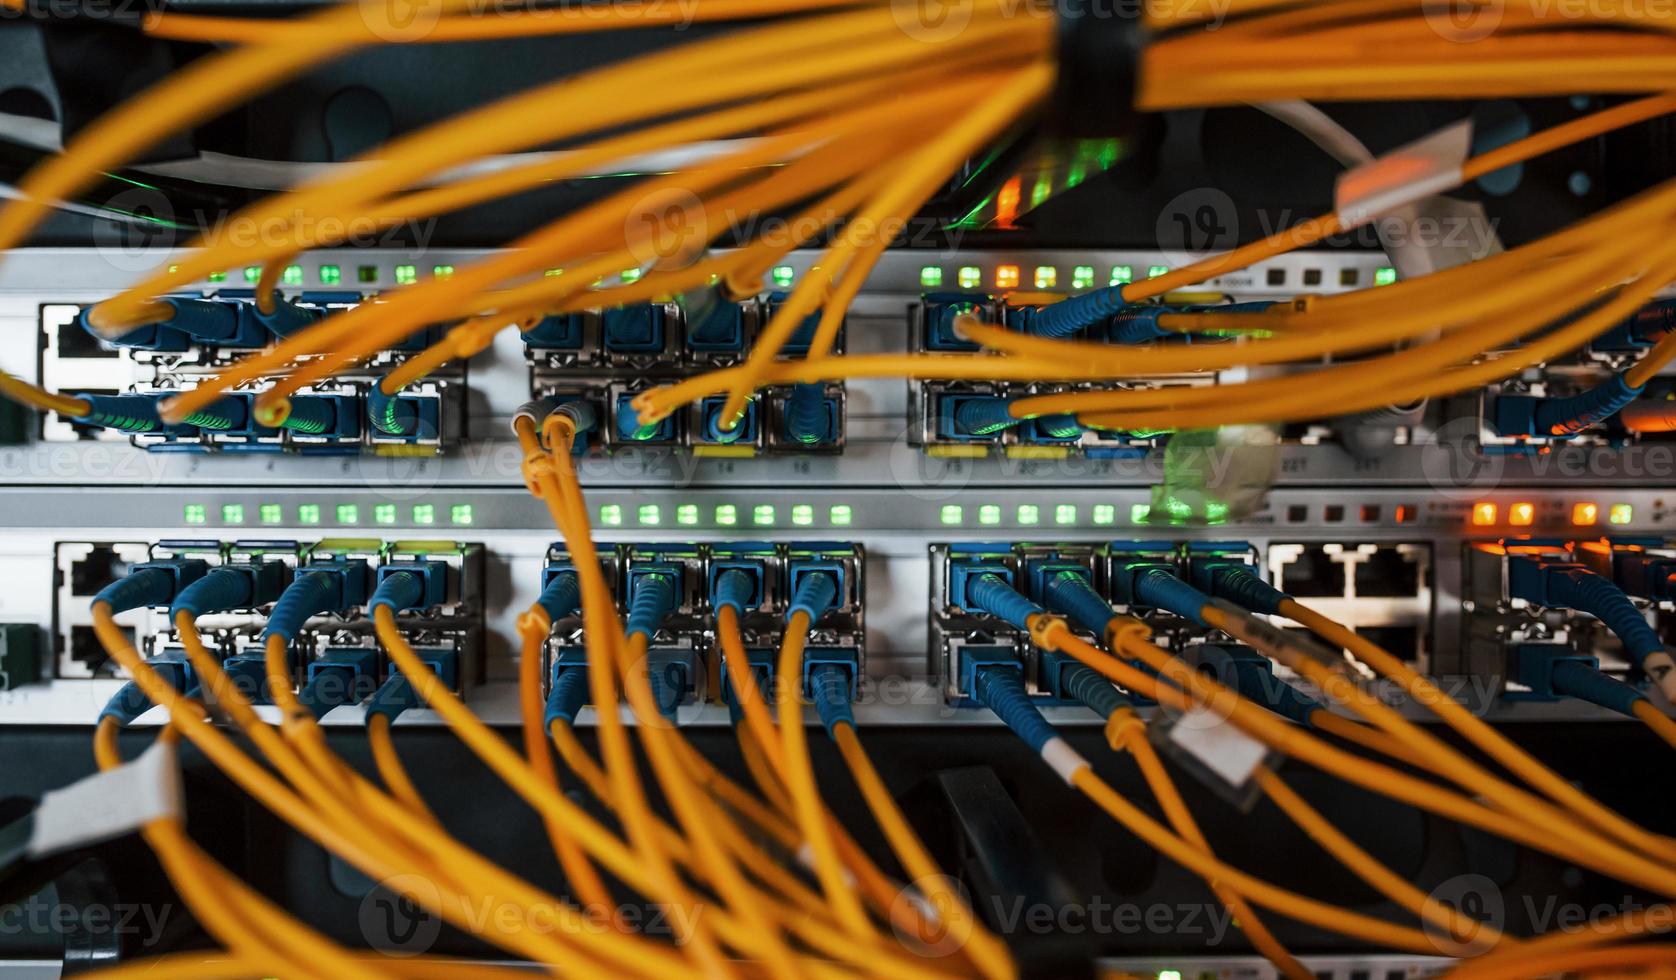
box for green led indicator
[772,265,795,288]
[259,503,283,525]
[395,264,418,286]
[413,504,435,525]
[940,504,963,525]
[716,504,738,526]
[1157,972,1183,980]
[336,504,358,524]
[958,266,982,289]
[1092,503,1116,525]
[920,266,944,288]
[1110,265,1133,285]
[1034,266,1057,289]
[1017,504,1040,525]
[1148,265,1169,279]
[638,504,661,526]
[1375,266,1397,286]
[451,504,474,526]
[282,265,304,286]
[222,503,244,525]
[600,504,623,527]
[829,504,852,526]
[545,268,563,278]
[676,504,699,526]
[1054,504,1076,525]
[433,264,455,280]
[374,503,396,525]
[792,504,814,526]
[1072,265,1095,290]
[753,504,776,526]
[1610,503,1634,525]
[184,503,206,525]
[244,266,261,284]
[1131,503,1152,524]
[207,270,227,284]
[357,265,378,284]
[298,504,320,525]
[978,504,1001,526]
[620,268,642,283]
[319,264,341,286]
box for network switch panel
[39,291,467,454]
[525,294,846,456]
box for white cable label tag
[1335,121,1473,228]
[28,738,181,858]
[1165,708,1269,788]
[1208,598,1344,671]
[1040,737,1089,785]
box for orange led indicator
[995,264,1021,289]
[1471,502,1497,526]
[1572,502,1599,526]
[1509,502,1535,526]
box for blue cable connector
[367,386,417,437]
[973,666,1057,751]
[809,663,855,738]
[1058,662,1128,718]
[170,562,288,619]
[1190,561,1289,616]
[93,560,209,614]
[72,394,164,433]
[787,571,838,625]
[1023,287,1130,338]
[1043,570,1117,635]
[98,653,199,727]
[261,561,368,644]
[625,569,678,642]
[1535,374,1643,437]
[535,571,582,623]
[785,383,833,444]
[964,572,1045,631]
[712,567,758,616]
[954,397,1026,436]
[1509,555,1668,673]
[545,666,590,727]
[254,293,324,338]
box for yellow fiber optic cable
[141,0,870,44]
[774,615,875,939]
[1113,720,1313,979]
[1252,766,1514,950]
[1041,621,1676,895]
[1280,599,1676,864]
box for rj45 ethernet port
[1354,545,1425,598]
[1268,543,1347,598]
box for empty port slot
[1276,546,1345,597]
[1355,624,1421,661]
[69,545,127,596]
[68,624,121,674]
[57,319,117,359]
[1355,548,1422,598]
